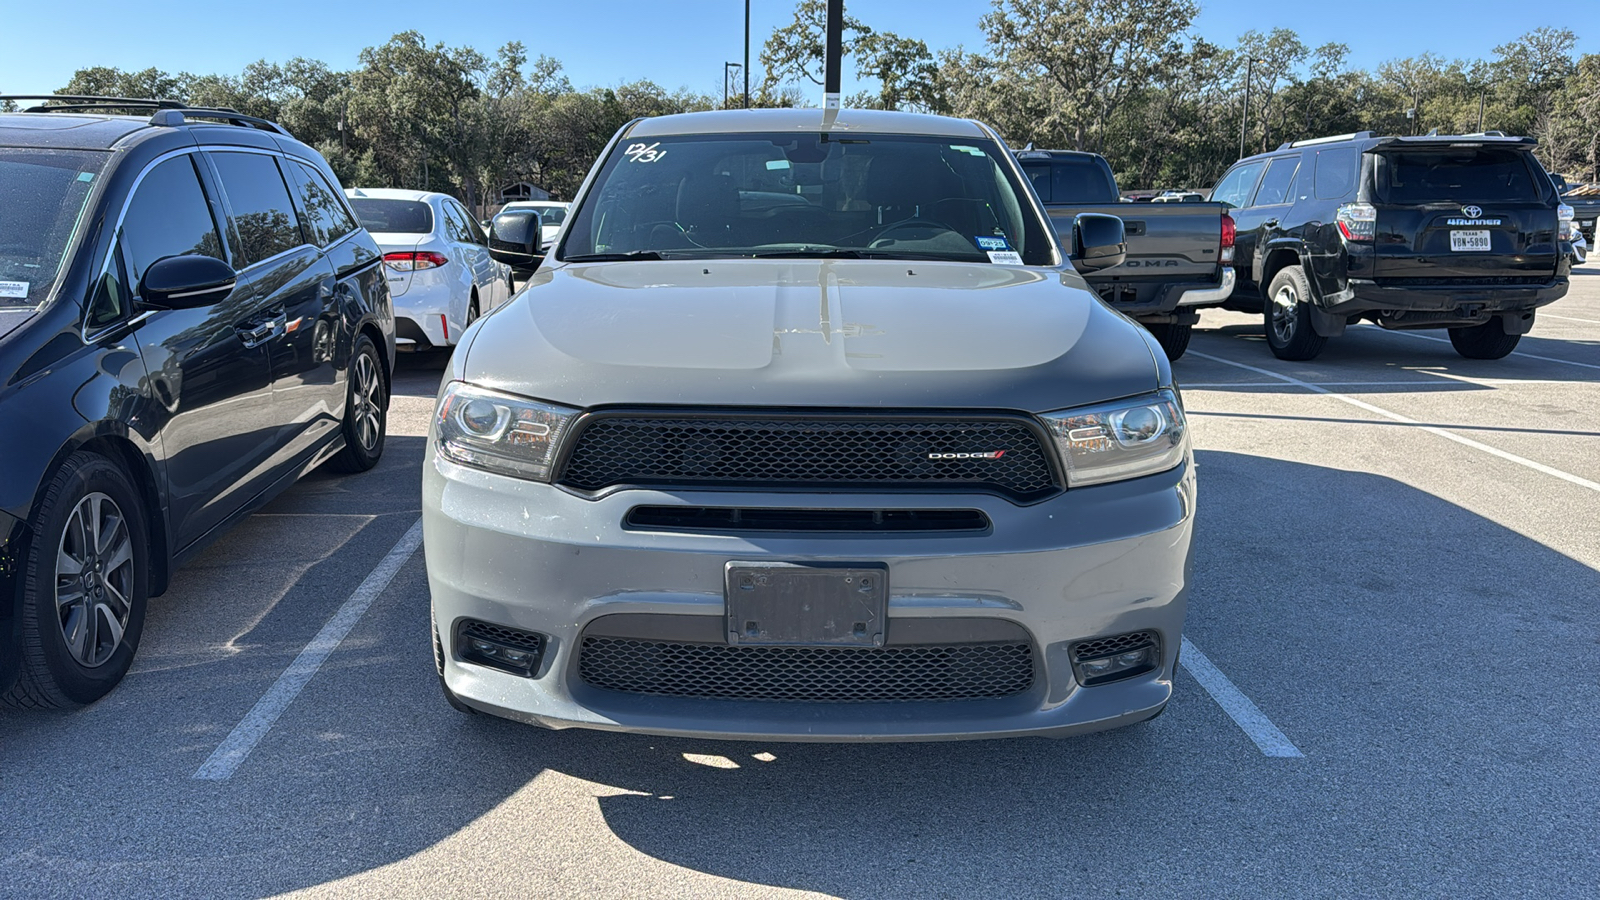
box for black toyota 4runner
[1213,131,1572,360]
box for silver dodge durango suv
[423,108,1195,741]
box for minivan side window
[210,152,305,267]
[1314,147,1358,200]
[1254,156,1302,206]
[1210,161,1267,209]
[286,160,357,247]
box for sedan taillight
[384,251,450,271]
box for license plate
[1582,221,1593,227]
[725,562,886,646]
[1450,230,1491,252]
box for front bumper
[423,451,1195,742]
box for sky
[0,1,1590,102]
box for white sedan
[499,200,571,247]
[345,188,513,350]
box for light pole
[1239,57,1256,160]
[743,0,751,108]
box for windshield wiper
[562,250,666,262]
[749,248,866,259]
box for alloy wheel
[353,352,382,452]
[1270,283,1300,344]
[55,492,135,668]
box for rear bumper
[1331,277,1568,324]
[1090,269,1235,319]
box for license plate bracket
[1450,229,1491,252]
[725,562,887,647]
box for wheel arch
[355,318,392,410]
[72,433,171,598]
[1258,244,1305,293]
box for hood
[0,308,36,344]
[463,260,1159,413]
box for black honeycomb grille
[459,620,545,654]
[557,414,1058,501]
[578,638,1035,703]
[1071,631,1158,662]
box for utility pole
[1477,91,1486,132]
[824,0,842,110]
[743,0,751,108]
[1239,57,1254,160]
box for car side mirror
[489,210,544,271]
[138,255,238,310]
[1070,213,1127,273]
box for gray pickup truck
[1016,150,1235,359]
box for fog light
[1071,632,1160,686]
[455,619,546,677]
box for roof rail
[1279,131,1377,150]
[1,94,289,136]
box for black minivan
[0,98,394,707]
[1212,131,1571,360]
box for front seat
[675,171,739,245]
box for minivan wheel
[1144,321,1192,361]
[327,334,387,473]
[1448,318,1522,360]
[1263,267,1328,361]
[2,453,149,709]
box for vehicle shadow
[4,452,1598,897]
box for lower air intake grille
[578,638,1034,702]
[556,413,1059,502]
[1072,630,1158,662]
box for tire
[1263,266,1328,361]
[326,334,387,473]
[1144,321,1192,361]
[2,452,149,709]
[465,293,480,330]
[1448,318,1522,360]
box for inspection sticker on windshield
[0,281,29,299]
[976,236,1012,251]
[987,251,1023,265]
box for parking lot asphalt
[4,269,1599,899]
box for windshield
[348,198,433,234]
[537,206,568,225]
[0,148,108,308]
[1019,158,1119,204]
[561,132,1056,265]
[1374,148,1545,204]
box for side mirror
[1070,213,1127,273]
[138,255,238,309]
[489,210,544,271]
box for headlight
[434,381,579,481]
[1039,390,1187,487]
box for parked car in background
[427,108,1193,742]
[345,188,512,351]
[1016,149,1235,359]
[1212,131,1571,361]
[1152,191,1206,203]
[499,200,571,247]
[1559,183,1600,247]
[0,96,394,708]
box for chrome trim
[1176,268,1236,306]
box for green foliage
[32,11,1600,201]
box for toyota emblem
[1462,205,1483,218]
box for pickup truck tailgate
[1044,203,1225,279]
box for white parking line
[1180,636,1303,758]
[1182,380,1452,388]
[1370,327,1600,372]
[193,518,424,781]
[1189,350,1600,494]
[1541,313,1600,325]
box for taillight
[383,251,450,271]
[1220,213,1236,264]
[1336,203,1377,242]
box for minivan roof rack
[1277,131,1376,151]
[0,95,290,136]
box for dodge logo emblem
[1462,205,1483,218]
[928,451,1007,460]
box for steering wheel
[867,217,959,246]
